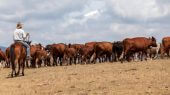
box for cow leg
[79,56,82,64]
[44,59,47,66]
[35,58,38,68]
[92,53,97,64]
[143,51,147,61]
[121,50,128,63]
[88,57,90,64]
[74,57,76,65]
[108,54,112,62]
[8,60,10,68]
[59,57,62,66]
[37,60,40,68]
[166,49,170,57]
[139,52,143,61]
[69,58,72,65]
[53,56,57,66]
[26,60,29,68]
[31,58,36,68]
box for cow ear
[152,36,155,41]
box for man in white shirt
[13,22,31,59]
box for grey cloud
[0,0,170,47]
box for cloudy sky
[0,0,170,47]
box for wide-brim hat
[16,22,23,29]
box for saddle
[13,41,31,54]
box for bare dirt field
[0,59,170,95]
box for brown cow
[34,49,49,67]
[93,41,113,63]
[70,44,84,64]
[63,44,77,65]
[30,44,43,68]
[80,46,94,64]
[121,37,157,62]
[0,49,8,67]
[161,37,170,57]
[45,43,66,66]
[85,42,97,48]
[10,42,27,77]
[5,47,10,67]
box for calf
[34,50,49,68]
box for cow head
[45,45,52,52]
[150,36,157,47]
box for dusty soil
[0,59,170,95]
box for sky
[0,0,170,47]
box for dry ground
[0,59,170,95]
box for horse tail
[10,45,15,66]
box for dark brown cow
[121,37,157,62]
[45,43,66,66]
[10,42,27,77]
[112,41,123,61]
[0,49,8,67]
[93,41,113,63]
[161,37,170,57]
[63,44,77,65]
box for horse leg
[22,60,25,76]
[11,62,15,77]
[17,61,21,76]
[16,63,21,76]
[14,60,18,76]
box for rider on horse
[13,22,31,60]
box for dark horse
[10,42,27,77]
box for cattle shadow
[6,74,24,79]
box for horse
[10,42,28,77]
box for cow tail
[162,39,165,48]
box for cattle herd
[0,36,170,77]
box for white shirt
[13,29,26,41]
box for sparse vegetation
[0,59,169,95]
